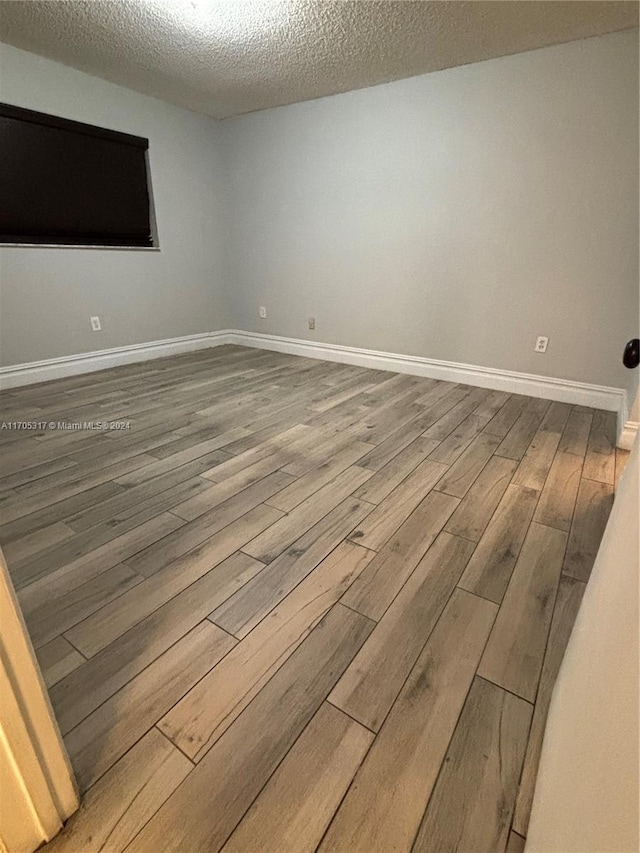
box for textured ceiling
[0,1,638,119]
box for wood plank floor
[0,345,626,852]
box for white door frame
[0,547,79,853]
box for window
[0,103,154,247]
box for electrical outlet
[308,316,315,330]
[259,306,267,319]
[90,316,102,331]
[535,335,549,353]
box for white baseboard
[228,329,626,415]
[617,419,639,452]
[1,327,629,442]
[0,330,233,390]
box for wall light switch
[259,306,267,319]
[90,316,102,331]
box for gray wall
[0,44,232,366]
[221,30,639,402]
[1,33,638,406]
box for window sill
[0,243,160,251]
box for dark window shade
[0,103,152,247]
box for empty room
[0,1,638,852]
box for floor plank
[35,636,85,689]
[2,520,75,566]
[428,413,490,465]
[458,484,539,604]
[0,481,126,544]
[161,541,374,760]
[329,532,475,730]
[169,452,287,520]
[512,575,586,836]
[346,457,448,552]
[112,443,233,487]
[126,604,374,853]
[413,677,532,853]
[494,397,551,460]
[512,426,562,491]
[356,419,438,472]
[483,394,529,438]
[318,590,496,853]
[478,522,567,702]
[42,729,192,853]
[421,388,488,444]
[221,703,373,853]
[434,431,501,498]
[269,439,373,511]
[353,435,440,504]
[472,389,512,421]
[562,478,614,581]
[444,455,518,542]
[66,459,227,531]
[0,477,127,529]
[16,512,185,614]
[210,497,374,639]
[63,508,278,657]
[582,409,616,484]
[52,552,264,733]
[533,450,583,532]
[557,408,592,456]
[244,465,371,562]
[27,563,144,649]
[199,423,320,482]
[64,620,234,791]
[122,470,291,577]
[341,490,459,621]
[280,428,371,478]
